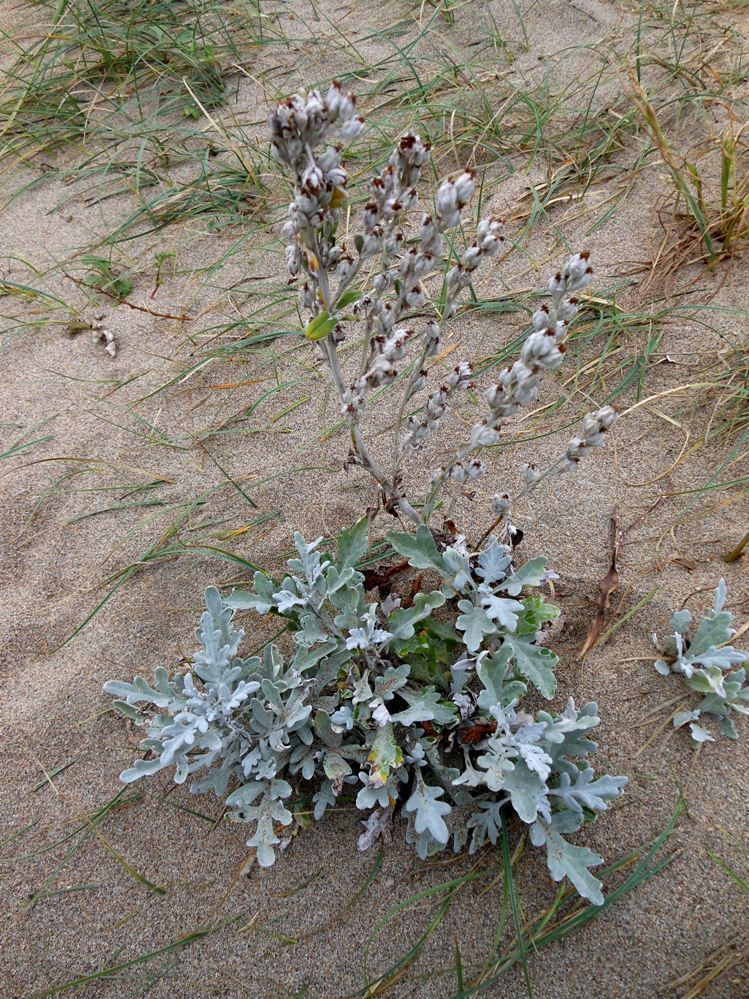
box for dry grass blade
[665,933,749,998]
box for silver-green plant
[104,81,629,906]
[270,82,616,529]
[106,518,626,903]
[654,579,748,744]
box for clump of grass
[630,80,749,264]
[0,0,256,161]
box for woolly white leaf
[403,776,451,844]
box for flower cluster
[563,406,617,470]
[270,82,362,245]
[272,83,604,527]
[270,87,623,530]
[482,254,593,423]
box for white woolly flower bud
[424,320,440,357]
[557,297,579,322]
[470,422,500,447]
[446,266,461,290]
[595,405,617,429]
[326,80,355,121]
[532,306,551,331]
[285,243,301,276]
[523,463,541,485]
[491,493,511,516]
[379,303,395,331]
[478,218,504,255]
[446,361,473,389]
[340,116,365,141]
[381,328,409,362]
[400,187,418,211]
[363,203,379,233]
[385,231,404,254]
[435,179,461,228]
[335,257,355,283]
[327,166,348,188]
[404,284,425,309]
[372,272,391,294]
[462,246,483,270]
[419,215,442,256]
[453,171,476,205]
[563,252,593,288]
[563,406,617,469]
[366,354,397,386]
[361,231,383,258]
[301,164,324,196]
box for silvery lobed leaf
[273,585,307,613]
[387,590,446,639]
[244,788,294,868]
[456,600,497,652]
[530,815,605,905]
[478,586,522,630]
[323,750,352,781]
[120,757,167,783]
[721,716,738,739]
[671,609,692,635]
[442,547,473,589]
[352,671,373,704]
[337,516,369,571]
[550,765,627,815]
[476,646,526,710]
[673,709,700,729]
[466,799,504,851]
[288,532,327,585]
[225,571,277,614]
[475,740,515,793]
[356,772,401,810]
[367,723,403,786]
[713,578,727,613]
[103,669,175,708]
[499,557,549,597]
[313,780,337,820]
[503,633,558,699]
[688,722,715,744]
[390,687,457,726]
[687,665,728,698]
[501,760,548,823]
[387,526,447,574]
[688,609,735,659]
[374,664,411,701]
[475,538,512,584]
[403,775,451,845]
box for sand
[1,0,749,996]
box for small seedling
[82,255,133,301]
[151,250,176,298]
[654,579,749,744]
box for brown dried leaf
[578,512,622,661]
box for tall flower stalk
[271,82,617,530]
